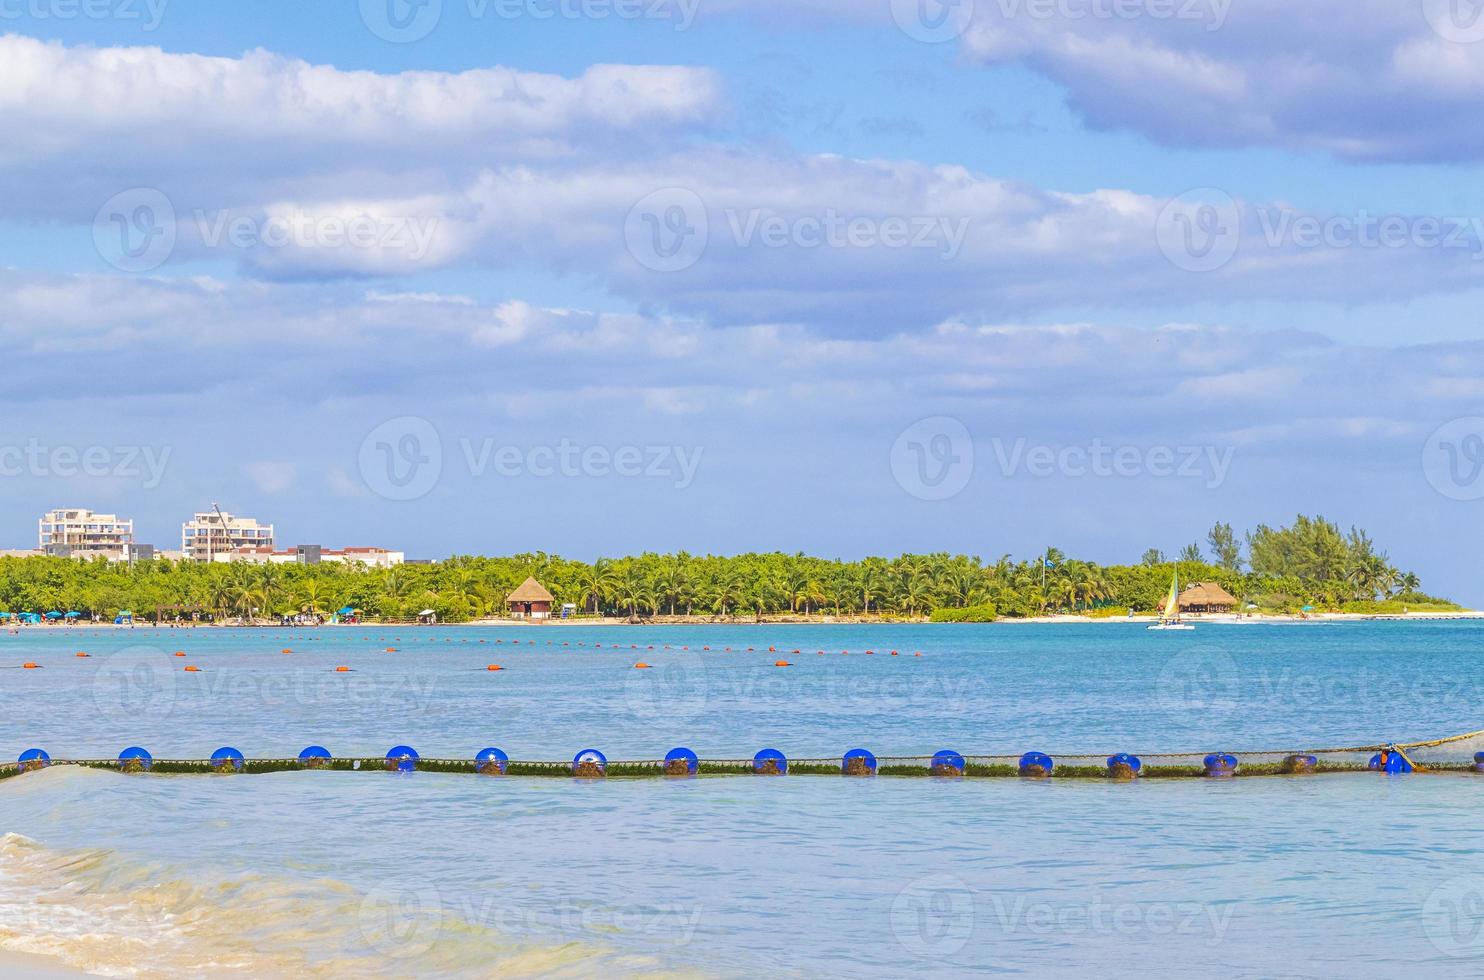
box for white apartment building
[181,511,274,561]
[38,509,134,557]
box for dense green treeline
[0,515,1455,623]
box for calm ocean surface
[2,621,1483,977]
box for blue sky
[3,1,1484,599]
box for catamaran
[1147,570,1195,631]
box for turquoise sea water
[2,622,1484,977]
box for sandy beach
[15,609,1479,631]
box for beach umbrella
[418,609,435,616]
[64,611,81,619]
[44,611,63,620]
[337,606,357,615]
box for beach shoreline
[9,610,1480,631]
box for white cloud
[242,461,299,494]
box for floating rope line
[4,729,1484,780]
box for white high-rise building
[181,510,274,561]
[38,509,134,557]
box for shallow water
[3,622,1484,976]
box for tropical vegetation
[0,515,1456,623]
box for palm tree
[580,559,619,615]
[297,578,329,617]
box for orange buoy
[385,647,397,652]
[774,660,791,667]
[891,650,899,656]
[335,666,351,672]
[282,648,292,654]
[915,652,922,657]
[634,662,651,669]
[486,664,503,671]
[76,651,89,657]
[768,647,776,652]
[184,665,201,672]
[22,662,38,669]
[174,652,186,657]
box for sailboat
[1147,569,1195,631]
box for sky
[3,1,1484,599]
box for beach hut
[506,578,554,620]
[1177,582,1239,615]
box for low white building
[39,509,134,557]
[211,545,404,568]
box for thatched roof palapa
[1177,582,1239,609]
[507,577,554,604]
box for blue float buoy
[1474,751,1484,774]
[17,748,49,771]
[842,748,877,775]
[1107,753,1142,778]
[664,747,698,776]
[1203,753,1238,778]
[753,748,787,775]
[118,746,152,772]
[1368,751,1413,774]
[573,748,607,776]
[475,747,509,775]
[1019,751,1054,777]
[299,745,332,768]
[210,747,244,772]
[930,749,966,775]
[385,745,419,772]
